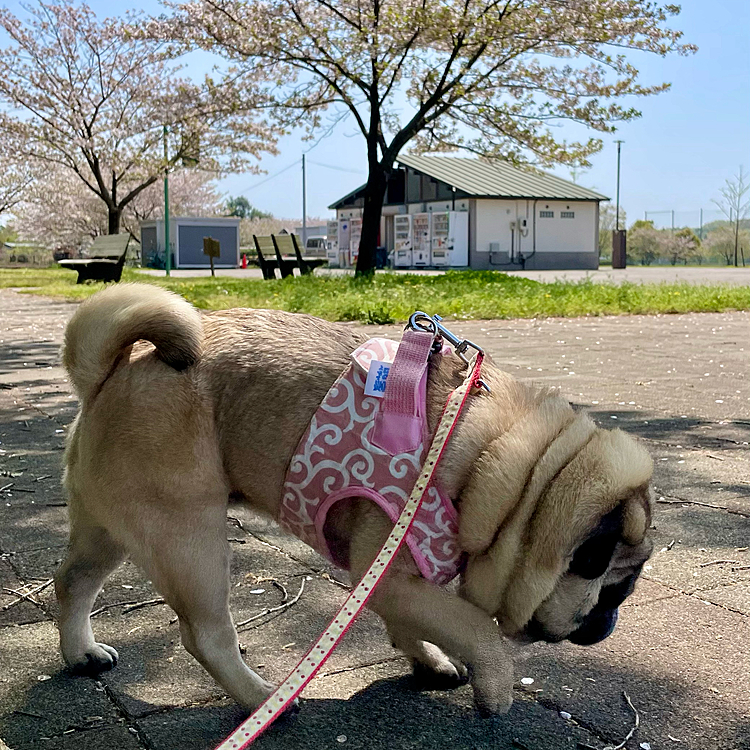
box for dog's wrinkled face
[525,502,654,646]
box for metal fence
[642,209,726,238]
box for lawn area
[2,266,750,323]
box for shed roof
[398,155,608,201]
[329,155,608,208]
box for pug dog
[55,283,653,716]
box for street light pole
[163,126,171,277]
[302,153,307,247]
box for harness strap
[215,351,484,750]
[371,328,433,454]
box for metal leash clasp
[406,311,490,392]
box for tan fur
[55,284,654,717]
[63,283,203,404]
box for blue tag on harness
[364,360,391,398]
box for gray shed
[140,217,241,269]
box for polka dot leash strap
[215,352,485,750]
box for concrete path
[0,289,748,750]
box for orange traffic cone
[241,253,247,269]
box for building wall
[178,223,239,268]
[471,198,599,270]
[336,197,600,269]
[140,218,240,269]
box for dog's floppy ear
[621,482,652,546]
[458,396,576,555]
[461,409,597,621]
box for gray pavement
[0,289,748,750]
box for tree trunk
[355,166,388,277]
[108,171,121,235]
[108,206,122,234]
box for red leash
[215,346,484,750]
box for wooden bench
[252,234,328,279]
[58,234,130,284]
[253,235,297,280]
[273,234,328,276]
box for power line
[236,160,301,195]
[307,159,365,175]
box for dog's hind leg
[55,513,127,674]
[137,505,276,713]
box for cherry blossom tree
[0,164,33,218]
[163,0,695,273]
[14,165,224,254]
[0,0,278,235]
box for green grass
[2,266,750,323]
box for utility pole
[615,140,623,231]
[699,208,703,241]
[302,153,307,247]
[163,126,171,277]
[612,140,626,269]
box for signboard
[203,237,221,258]
[203,236,221,276]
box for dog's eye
[569,507,623,580]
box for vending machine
[412,213,431,266]
[337,218,351,267]
[393,214,413,267]
[326,219,340,267]
[430,212,450,266]
[349,216,363,266]
[430,211,468,266]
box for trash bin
[375,246,388,269]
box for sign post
[203,236,221,277]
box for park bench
[273,233,328,276]
[58,234,130,284]
[253,235,297,279]
[252,234,328,279]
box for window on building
[560,211,575,219]
[539,210,554,218]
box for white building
[328,155,607,270]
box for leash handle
[215,353,484,750]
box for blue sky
[5,0,749,228]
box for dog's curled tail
[63,283,202,404]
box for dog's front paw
[470,645,514,716]
[66,643,119,675]
[472,668,513,716]
[239,678,300,717]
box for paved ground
[0,289,748,750]
[138,265,750,285]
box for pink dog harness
[280,331,463,584]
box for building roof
[398,154,608,201]
[328,155,608,208]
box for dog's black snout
[568,608,618,645]
[567,571,640,645]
